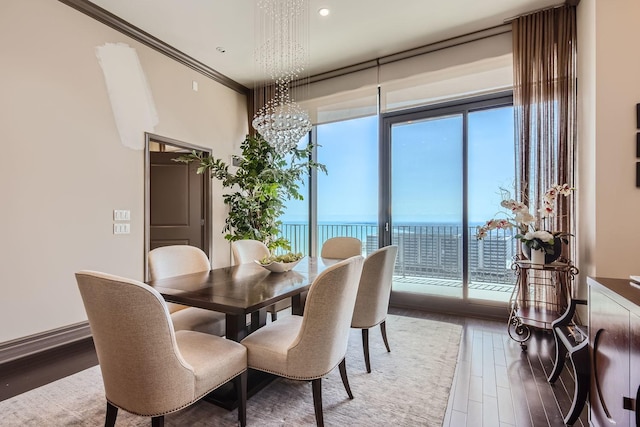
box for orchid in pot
[476,183,574,263]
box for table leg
[225,314,248,342]
[250,309,267,333]
[207,312,276,411]
[291,291,307,316]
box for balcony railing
[279,222,516,288]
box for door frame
[144,132,212,280]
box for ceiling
[87,0,561,88]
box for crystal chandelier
[252,0,312,155]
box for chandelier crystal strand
[253,0,311,155]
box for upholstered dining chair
[75,270,247,427]
[148,245,225,336]
[351,245,399,373]
[231,239,270,265]
[231,239,289,322]
[291,236,363,316]
[320,236,362,259]
[240,255,364,427]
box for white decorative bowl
[255,258,302,273]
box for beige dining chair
[231,239,270,265]
[295,236,364,315]
[75,270,247,427]
[351,245,399,373]
[241,255,364,427]
[231,239,289,322]
[320,236,362,259]
[148,245,225,336]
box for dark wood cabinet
[631,312,640,427]
[588,277,640,427]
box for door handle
[623,396,634,411]
[593,329,613,419]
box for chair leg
[151,415,164,427]
[105,402,118,427]
[361,328,371,373]
[380,320,391,353]
[338,358,354,399]
[235,370,248,427]
[311,378,324,427]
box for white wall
[0,0,248,342]
[577,0,640,285]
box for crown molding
[58,0,249,95]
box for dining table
[146,256,337,409]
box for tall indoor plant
[175,134,325,251]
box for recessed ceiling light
[318,8,330,17]
[216,46,226,53]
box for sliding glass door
[382,94,515,303]
[389,114,464,298]
[467,106,516,301]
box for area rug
[0,314,461,427]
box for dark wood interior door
[150,152,205,251]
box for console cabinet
[588,277,640,427]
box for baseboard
[0,321,92,365]
[0,323,97,402]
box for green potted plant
[175,134,325,251]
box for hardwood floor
[389,307,588,427]
[0,309,588,427]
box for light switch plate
[113,223,130,234]
[113,210,130,221]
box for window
[316,116,379,254]
[280,93,516,305]
[279,135,311,255]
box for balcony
[279,222,517,302]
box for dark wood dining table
[147,256,335,342]
[146,256,335,408]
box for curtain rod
[503,0,579,24]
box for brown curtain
[513,5,577,258]
[512,5,577,310]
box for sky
[281,106,515,225]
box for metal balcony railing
[278,222,517,289]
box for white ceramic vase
[531,248,546,265]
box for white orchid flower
[515,211,535,225]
